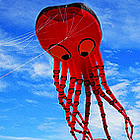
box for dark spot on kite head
[61,54,70,60]
[80,52,89,57]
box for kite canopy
[36,2,102,60]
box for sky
[0,0,140,140]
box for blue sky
[0,0,140,140]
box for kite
[35,3,134,140]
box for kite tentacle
[54,60,91,140]
[71,79,83,132]
[87,56,111,139]
[94,91,112,140]
[53,61,78,140]
[91,49,134,140]
[88,73,111,140]
[53,58,61,91]
[97,65,134,139]
[81,58,94,140]
[65,77,76,126]
[66,61,77,127]
[69,59,90,139]
[83,82,93,140]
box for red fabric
[36,3,134,140]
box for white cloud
[103,49,113,54]
[132,83,140,93]
[0,135,46,140]
[129,66,140,75]
[38,122,56,132]
[105,61,118,67]
[0,126,5,130]
[110,79,129,98]
[31,82,56,98]
[103,49,114,59]
[26,99,38,104]
[134,127,140,139]
[105,61,119,77]
[0,81,7,91]
[0,53,17,70]
[135,101,140,108]
[34,91,55,98]
[17,80,56,98]
[135,62,139,65]
[37,121,71,140]
[131,82,140,99]
[0,28,8,40]
[0,1,38,27]
[3,104,24,112]
[122,15,140,43]
[32,63,52,77]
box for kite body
[36,3,133,140]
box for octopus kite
[35,3,134,140]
